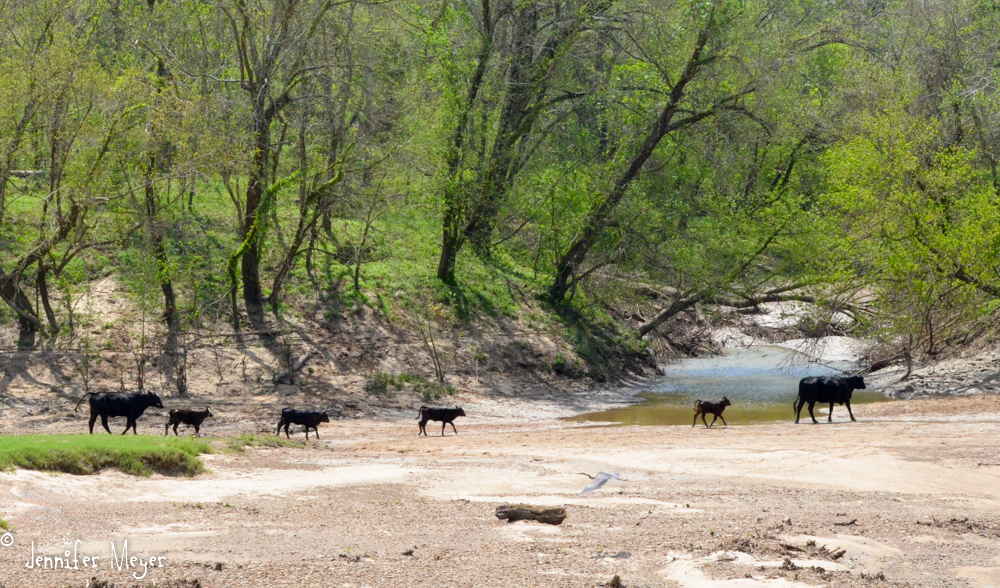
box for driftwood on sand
[495,504,567,525]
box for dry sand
[1,394,999,587]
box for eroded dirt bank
[2,396,1000,588]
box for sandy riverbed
[1,394,1000,588]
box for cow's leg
[419,419,427,436]
[314,427,320,439]
[794,398,802,424]
[276,419,283,436]
[165,422,170,436]
[174,423,181,436]
[101,414,112,434]
[709,414,718,428]
[284,423,291,439]
[718,413,729,427]
[305,426,310,440]
[450,421,458,435]
[441,421,446,436]
[89,413,98,434]
[807,402,819,424]
[828,402,835,422]
[846,401,856,422]
[193,423,200,437]
[692,410,699,428]
[701,413,709,428]
[122,418,132,435]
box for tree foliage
[2,0,1000,372]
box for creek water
[571,345,890,426]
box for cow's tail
[792,393,801,415]
[694,400,702,411]
[74,392,97,412]
[415,406,428,420]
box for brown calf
[165,407,213,436]
[692,397,731,428]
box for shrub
[417,381,458,401]
[365,372,393,396]
[365,372,431,397]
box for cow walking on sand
[794,375,866,424]
[165,408,214,436]
[276,408,330,440]
[692,397,731,428]
[75,391,165,434]
[416,406,465,436]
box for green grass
[0,435,212,476]
[365,372,427,397]
[417,380,458,400]
[0,518,11,531]
[364,371,397,396]
[224,434,303,453]
[364,372,457,400]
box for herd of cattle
[72,390,469,437]
[68,374,867,436]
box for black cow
[416,405,466,436]
[165,408,214,437]
[794,375,866,424]
[692,397,731,428]
[75,391,165,434]
[276,408,329,440]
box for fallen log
[273,350,317,384]
[495,504,567,525]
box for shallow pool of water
[572,346,890,426]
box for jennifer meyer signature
[3,535,165,580]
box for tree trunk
[268,99,341,310]
[241,102,272,324]
[269,201,327,309]
[15,313,37,348]
[0,270,40,348]
[437,222,462,282]
[447,0,611,262]
[436,0,493,282]
[464,3,537,254]
[549,25,716,306]
[0,203,80,349]
[636,294,701,338]
[36,262,59,336]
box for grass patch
[224,434,303,453]
[0,435,211,476]
[0,519,11,531]
[365,372,426,397]
[417,380,459,400]
[365,372,398,397]
[365,372,457,400]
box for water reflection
[571,346,890,426]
